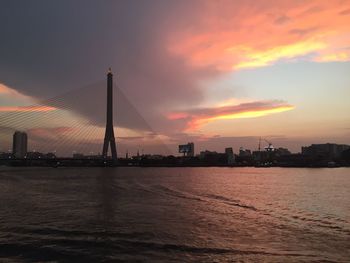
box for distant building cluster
[1,131,57,160]
[1,132,350,167]
[302,143,349,159]
[169,141,350,167]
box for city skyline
[1,2,350,262]
[0,1,349,155]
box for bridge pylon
[102,68,117,160]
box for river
[0,167,349,262]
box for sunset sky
[0,0,349,155]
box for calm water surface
[0,167,349,262]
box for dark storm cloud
[0,0,209,133]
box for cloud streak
[0,106,56,112]
[168,100,294,131]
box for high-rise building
[12,131,27,158]
[179,142,194,157]
[225,147,235,165]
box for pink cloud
[0,105,56,112]
[167,0,350,70]
[168,100,294,131]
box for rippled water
[0,167,349,262]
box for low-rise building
[302,143,350,160]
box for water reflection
[94,168,119,225]
[0,167,349,262]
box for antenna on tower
[258,137,261,151]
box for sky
[0,0,349,156]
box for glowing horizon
[0,1,349,154]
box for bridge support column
[102,68,117,161]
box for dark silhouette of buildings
[102,68,117,160]
[178,142,194,157]
[302,143,349,160]
[225,147,235,165]
[2,139,350,167]
[12,131,27,158]
[239,147,251,157]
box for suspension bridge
[0,69,172,166]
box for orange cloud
[316,51,350,62]
[233,40,326,69]
[168,1,350,70]
[0,106,56,112]
[168,100,294,131]
[0,83,30,98]
[0,84,14,93]
[167,112,189,120]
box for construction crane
[258,137,275,152]
[264,139,275,152]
